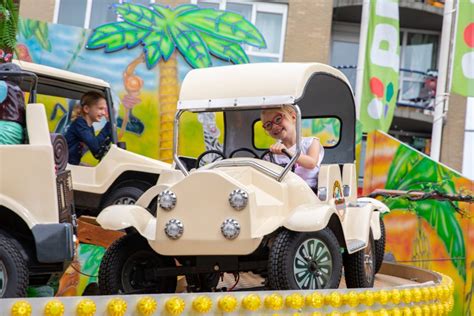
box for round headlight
[164,219,183,239]
[228,189,248,211]
[158,190,177,211]
[221,219,240,240]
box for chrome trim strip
[178,95,296,111]
[173,110,189,176]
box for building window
[191,0,288,62]
[54,0,156,29]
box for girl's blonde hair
[70,91,106,121]
[260,104,296,120]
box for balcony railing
[334,65,437,111]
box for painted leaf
[87,22,149,52]
[179,9,266,48]
[142,30,174,68]
[18,18,31,39]
[33,20,51,52]
[174,4,199,15]
[151,4,174,20]
[115,3,163,31]
[386,145,424,189]
[168,22,211,68]
[200,32,248,64]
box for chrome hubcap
[0,261,7,297]
[293,238,333,289]
[115,197,136,205]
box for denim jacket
[65,117,112,165]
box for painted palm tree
[383,145,467,281]
[86,3,266,161]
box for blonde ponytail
[70,104,83,121]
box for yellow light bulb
[412,288,422,303]
[363,291,375,306]
[401,289,412,304]
[378,308,389,316]
[436,287,444,302]
[107,298,127,316]
[264,293,284,311]
[306,292,325,309]
[76,299,96,316]
[412,306,422,316]
[218,295,237,313]
[311,312,323,316]
[136,296,157,316]
[442,286,450,302]
[328,311,343,316]
[391,307,401,316]
[11,301,32,316]
[192,296,213,314]
[421,287,431,302]
[285,293,305,310]
[165,297,185,315]
[430,303,438,315]
[391,289,401,304]
[421,304,431,316]
[401,306,412,316]
[326,292,342,308]
[344,311,358,316]
[437,303,444,315]
[242,294,261,311]
[344,291,359,307]
[378,290,389,305]
[44,300,65,316]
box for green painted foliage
[18,19,52,51]
[87,3,265,69]
[87,22,149,52]
[180,9,266,48]
[200,32,248,64]
[0,0,18,52]
[385,145,466,280]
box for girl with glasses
[261,105,324,191]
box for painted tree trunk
[158,52,179,162]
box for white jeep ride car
[97,63,389,293]
[12,60,171,216]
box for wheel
[343,231,376,288]
[0,234,29,298]
[101,183,150,208]
[98,233,177,294]
[374,217,386,274]
[268,228,342,290]
[185,273,220,292]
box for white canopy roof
[12,59,110,88]
[178,62,350,110]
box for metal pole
[430,0,455,161]
[355,0,370,119]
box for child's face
[261,109,296,140]
[84,98,107,123]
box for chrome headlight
[221,219,240,240]
[158,190,177,211]
[164,219,184,239]
[228,189,248,211]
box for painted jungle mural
[363,130,473,315]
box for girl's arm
[75,119,111,155]
[295,139,321,169]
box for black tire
[0,234,29,298]
[99,233,177,295]
[101,185,148,208]
[374,217,386,274]
[268,228,342,290]
[343,231,376,288]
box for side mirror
[117,141,127,150]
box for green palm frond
[116,3,163,30]
[169,21,211,68]
[87,22,150,52]
[179,8,266,48]
[142,30,173,68]
[200,32,248,64]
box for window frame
[190,0,288,62]
[53,0,157,29]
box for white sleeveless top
[272,137,324,188]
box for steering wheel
[260,149,294,170]
[229,147,259,158]
[195,150,226,169]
